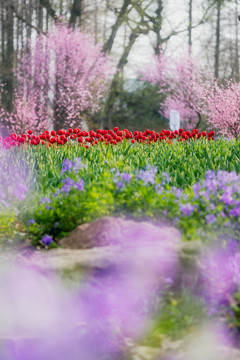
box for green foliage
[0,208,18,242]
[99,81,169,132]
[2,138,240,245]
[142,290,206,345]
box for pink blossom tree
[1,24,111,133]
[203,79,240,139]
[141,50,210,130]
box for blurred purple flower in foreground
[0,149,29,209]
[0,220,180,359]
[201,242,240,314]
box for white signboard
[169,110,180,131]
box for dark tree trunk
[188,0,193,48]
[195,111,202,130]
[104,29,140,128]
[154,0,163,55]
[39,0,58,22]
[2,1,14,112]
[214,0,221,78]
[235,0,239,79]
[69,0,82,28]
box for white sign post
[169,110,180,131]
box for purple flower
[205,170,215,179]
[206,214,216,224]
[74,179,84,191]
[120,172,132,183]
[220,191,234,206]
[61,177,74,193]
[173,217,179,225]
[165,277,174,285]
[193,182,201,198]
[155,184,164,194]
[54,189,61,197]
[205,179,218,194]
[40,197,51,204]
[136,167,157,185]
[113,172,131,188]
[0,151,30,206]
[27,219,35,225]
[175,188,183,199]
[73,157,86,172]
[179,203,195,216]
[199,190,210,201]
[229,206,240,217]
[12,183,28,201]
[202,245,240,312]
[226,240,239,255]
[116,181,124,189]
[45,205,53,210]
[61,158,73,175]
[41,234,53,246]
[161,172,170,184]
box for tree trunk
[214,0,221,78]
[195,111,202,130]
[27,0,32,39]
[38,1,43,30]
[104,28,140,128]
[2,1,14,112]
[69,0,82,28]
[154,0,163,55]
[188,0,193,48]
[235,0,239,79]
[94,0,98,43]
[1,0,5,64]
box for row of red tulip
[0,127,215,149]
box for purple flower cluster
[113,167,171,192]
[164,170,240,229]
[60,158,85,194]
[61,158,73,174]
[60,177,85,194]
[136,166,157,185]
[41,234,53,245]
[40,197,51,204]
[194,170,240,226]
[179,203,195,217]
[113,171,132,190]
[61,157,86,175]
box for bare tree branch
[8,1,46,34]
[161,0,218,43]
[102,0,132,53]
[39,0,59,23]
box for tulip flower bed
[0,127,239,246]
[0,127,215,149]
